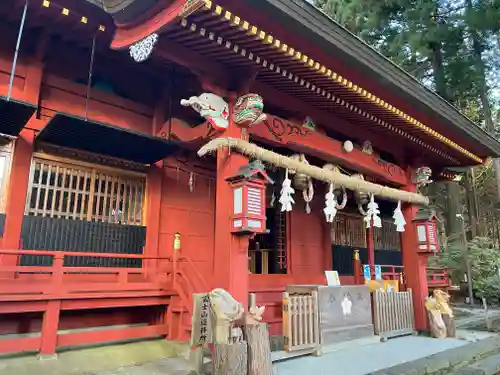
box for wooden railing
[357,264,450,290]
[363,264,405,282]
[372,289,415,339]
[0,249,177,296]
[0,249,212,355]
[282,291,320,352]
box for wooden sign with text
[190,293,214,347]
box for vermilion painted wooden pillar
[1,128,35,264]
[366,225,375,268]
[401,185,429,331]
[39,254,63,357]
[353,250,362,284]
[1,57,43,267]
[39,300,61,357]
[213,95,250,309]
[323,221,332,272]
[144,162,163,275]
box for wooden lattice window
[248,208,288,274]
[374,219,401,251]
[25,155,146,225]
[331,212,367,248]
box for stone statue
[209,288,244,344]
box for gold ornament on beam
[361,141,374,156]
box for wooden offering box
[286,285,374,346]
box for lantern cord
[85,33,97,121]
[7,0,29,101]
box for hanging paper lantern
[414,210,439,253]
[227,163,273,235]
[393,201,406,232]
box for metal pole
[85,33,97,121]
[7,0,29,101]
[459,215,474,305]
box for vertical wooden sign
[190,293,214,347]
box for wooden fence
[372,289,415,340]
[282,291,320,352]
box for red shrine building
[0,0,499,356]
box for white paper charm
[279,169,295,212]
[364,193,382,228]
[393,200,406,232]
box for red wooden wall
[0,43,343,338]
[158,162,216,285]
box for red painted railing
[0,249,210,355]
[0,249,175,297]
[359,264,450,290]
[426,266,451,288]
[365,264,405,281]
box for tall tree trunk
[466,0,500,202]
[429,42,451,101]
[444,181,462,243]
[429,37,462,240]
[464,170,480,237]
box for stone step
[453,353,500,375]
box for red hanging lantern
[413,210,439,253]
[226,161,274,235]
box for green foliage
[313,0,500,121]
[314,0,500,242]
[430,237,500,302]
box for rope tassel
[280,169,295,212]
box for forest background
[312,0,500,301]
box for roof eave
[251,0,500,159]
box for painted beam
[158,114,409,185]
